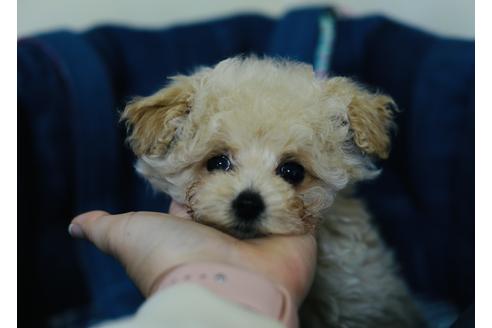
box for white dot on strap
[214,273,226,283]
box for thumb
[69,210,133,256]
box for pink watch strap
[155,262,298,328]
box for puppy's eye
[206,155,232,172]
[276,161,305,185]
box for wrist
[152,261,298,328]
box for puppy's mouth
[202,220,266,239]
[186,204,268,239]
[228,223,267,239]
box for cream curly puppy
[121,57,424,327]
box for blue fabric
[18,7,474,326]
[330,16,474,309]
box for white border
[3,0,17,326]
[476,0,486,327]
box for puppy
[121,57,424,327]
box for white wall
[18,0,474,39]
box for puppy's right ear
[121,76,195,157]
[325,77,396,159]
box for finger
[68,210,108,238]
[69,210,134,256]
[169,200,191,219]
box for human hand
[69,202,317,306]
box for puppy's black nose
[232,190,265,222]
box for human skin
[69,201,317,306]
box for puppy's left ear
[326,77,397,159]
[121,76,195,157]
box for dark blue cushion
[18,7,474,325]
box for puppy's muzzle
[232,190,265,222]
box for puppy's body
[122,57,424,327]
[301,193,422,327]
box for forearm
[95,283,284,328]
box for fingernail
[68,223,85,238]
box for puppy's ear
[326,77,396,159]
[121,76,195,157]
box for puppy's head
[122,57,395,238]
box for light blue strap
[314,10,336,78]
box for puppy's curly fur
[122,57,424,327]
